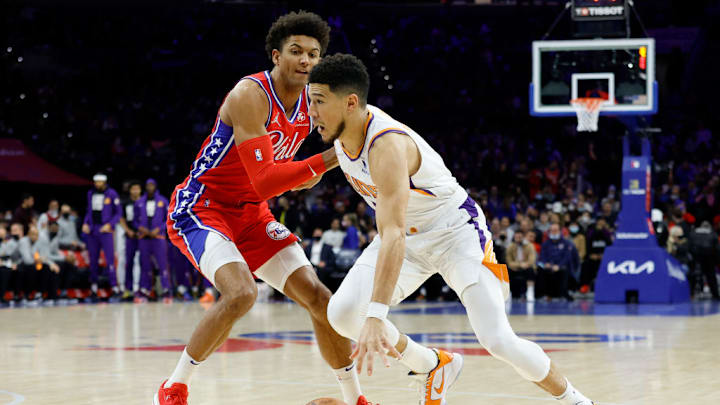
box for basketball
[304,398,347,405]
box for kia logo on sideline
[607,260,655,275]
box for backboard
[530,38,656,116]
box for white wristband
[366,302,389,320]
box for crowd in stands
[2,154,718,308]
[1,3,718,307]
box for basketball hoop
[570,98,605,132]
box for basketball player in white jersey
[307,54,596,405]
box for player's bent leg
[461,281,550,381]
[283,265,352,368]
[155,232,254,405]
[459,268,594,405]
[256,243,370,405]
[155,262,256,405]
[186,262,258,360]
[327,262,463,405]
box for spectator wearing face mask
[499,216,514,248]
[668,226,694,297]
[493,230,508,265]
[568,221,586,264]
[580,218,612,293]
[57,204,84,250]
[0,226,21,306]
[507,230,537,301]
[37,200,60,231]
[45,221,78,301]
[18,225,62,305]
[304,227,338,292]
[537,223,579,301]
[341,214,361,250]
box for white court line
[0,390,25,405]
[0,370,628,405]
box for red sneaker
[356,395,379,405]
[153,380,188,405]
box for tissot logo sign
[608,260,655,275]
[573,5,626,20]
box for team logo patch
[266,221,290,241]
[297,111,306,122]
[255,148,263,161]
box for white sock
[555,378,592,405]
[399,335,438,374]
[165,348,201,388]
[526,285,535,302]
[332,362,362,405]
[91,284,98,293]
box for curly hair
[265,11,331,61]
[308,53,370,105]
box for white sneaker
[409,349,463,405]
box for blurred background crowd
[1,1,718,307]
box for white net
[570,98,605,132]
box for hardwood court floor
[1,300,719,405]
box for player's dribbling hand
[292,174,323,191]
[350,317,401,376]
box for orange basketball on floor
[304,398,347,405]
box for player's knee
[221,285,258,318]
[305,282,332,318]
[326,293,360,338]
[478,332,515,360]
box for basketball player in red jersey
[155,12,372,405]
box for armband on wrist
[366,302,389,320]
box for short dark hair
[265,11,330,60]
[308,53,370,105]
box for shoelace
[408,372,430,404]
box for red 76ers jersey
[172,70,314,207]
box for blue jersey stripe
[170,121,236,263]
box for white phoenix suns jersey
[335,105,493,245]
